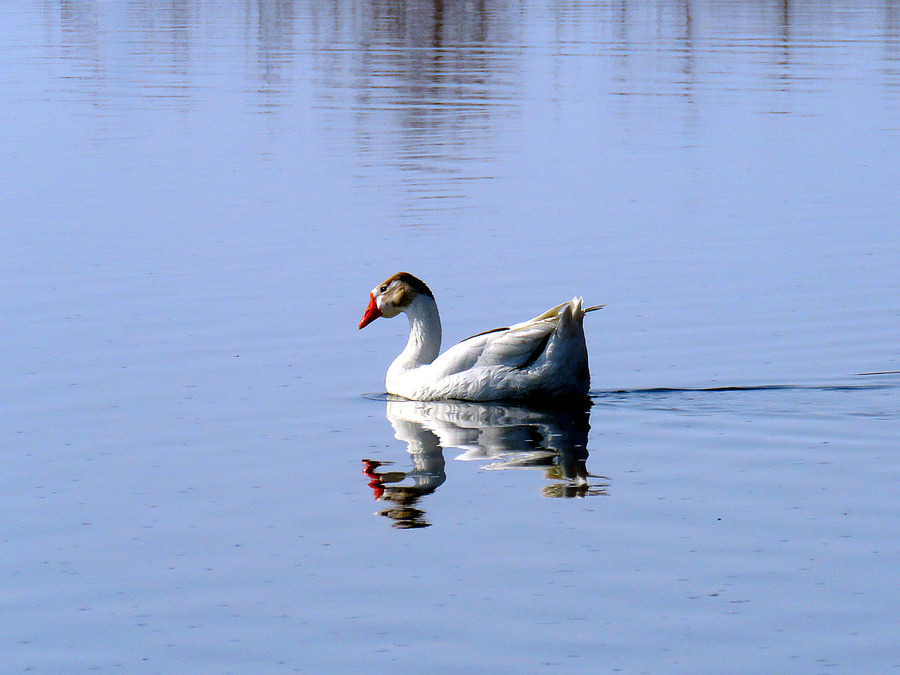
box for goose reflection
[363,399,607,528]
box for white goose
[358,273,603,402]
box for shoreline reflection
[362,399,608,528]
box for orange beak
[358,293,382,329]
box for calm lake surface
[2,1,898,672]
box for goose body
[358,273,602,402]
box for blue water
[1,1,898,672]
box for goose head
[359,272,435,329]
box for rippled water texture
[2,1,898,673]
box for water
[2,1,898,672]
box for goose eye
[379,284,388,293]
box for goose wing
[430,301,577,378]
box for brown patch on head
[373,272,434,314]
[384,272,434,300]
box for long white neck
[390,293,442,375]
